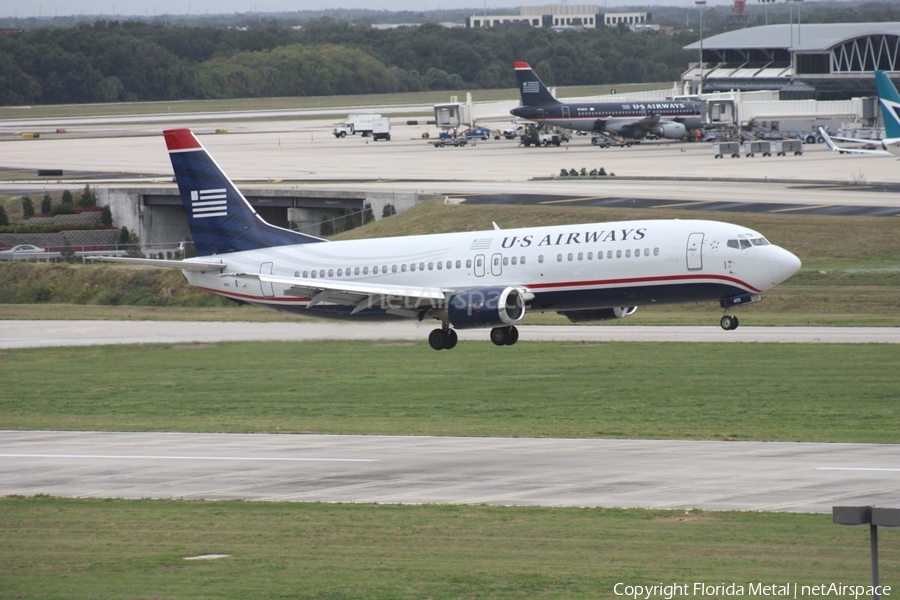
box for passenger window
[419,263,425,271]
[392,265,398,273]
[607,250,613,259]
[355,267,360,275]
[437,262,443,270]
[466,259,472,268]
[328,269,334,277]
[320,270,325,278]
[503,257,508,266]
[567,253,573,261]
[521,256,526,264]
[577,252,583,261]
[447,261,452,269]
[428,262,434,270]
[456,260,461,269]
[557,254,563,262]
[309,271,315,278]
[511,256,517,265]
[587,252,593,260]
[401,264,407,272]
[625,249,631,258]
[411,263,416,272]
[363,267,369,275]
[644,248,650,257]
[616,250,622,259]
[337,268,343,277]
[538,255,544,264]
[654,248,660,256]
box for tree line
[1,2,897,106]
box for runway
[2,320,899,349]
[1,430,897,513]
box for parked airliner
[819,70,900,156]
[97,128,800,350]
[509,62,704,140]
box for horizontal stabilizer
[87,256,226,271]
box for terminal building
[467,4,600,29]
[683,22,900,100]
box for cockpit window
[727,236,770,250]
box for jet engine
[447,286,525,329]
[654,122,687,140]
[557,306,637,323]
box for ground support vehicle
[713,141,741,158]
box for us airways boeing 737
[510,62,704,140]
[96,128,800,350]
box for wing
[818,127,892,155]
[238,272,449,316]
[87,256,227,271]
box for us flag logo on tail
[191,188,227,219]
[523,81,540,94]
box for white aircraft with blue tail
[819,70,900,157]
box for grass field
[0,496,893,600]
[3,340,898,443]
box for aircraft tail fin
[875,71,900,139]
[514,62,560,107]
[163,128,324,257]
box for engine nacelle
[654,122,687,140]
[558,306,637,323]
[447,286,525,329]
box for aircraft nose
[770,247,801,285]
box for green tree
[381,203,396,218]
[40,193,52,216]
[362,202,375,226]
[0,204,8,226]
[61,190,74,208]
[77,184,97,208]
[21,196,35,219]
[319,215,335,237]
[101,205,113,228]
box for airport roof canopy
[685,22,900,52]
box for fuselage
[184,218,800,319]
[511,101,704,137]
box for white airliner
[819,70,900,157]
[97,128,801,350]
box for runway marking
[0,453,379,463]
[816,467,900,472]
[539,196,609,204]
[770,204,832,213]
[650,200,718,209]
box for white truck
[333,114,382,138]
[371,117,391,141]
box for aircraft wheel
[505,326,519,346]
[444,329,458,350]
[490,327,509,346]
[720,315,739,331]
[429,328,447,350]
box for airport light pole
[695,0,707,94]
[758,0,775,26]
[833,506,900,600]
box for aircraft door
[562,106,570,119]
[491,253,503,277]
[259,262,275,297]
[474,254,486,277]
[686,233,704,271]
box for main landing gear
[427,325,520,350]
[720,314,740,331]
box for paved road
[1,431,897,513]
[2,320,899,348]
